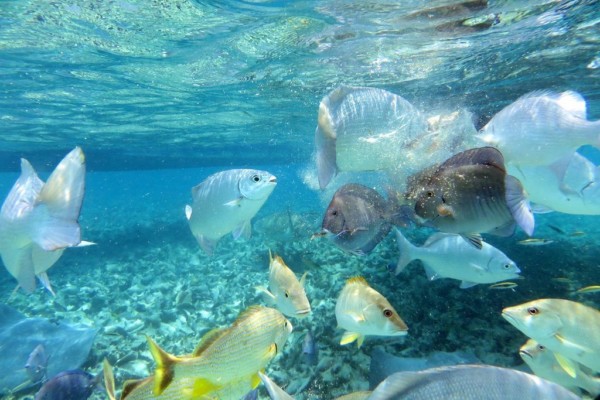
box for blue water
[1,0,600,399]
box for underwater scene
[1,0,600,399]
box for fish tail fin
[315,100,338,190]
[37,272,55,296]
[504,175,535,236]
[30,147,86,251]
[103,359,117,400]
[394,229,415,275]
[196,235,217,256]
[147,335,178,395]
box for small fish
[148,306,292,398]
[335,277,408,347]
[256,252,311,318]
[302,329,318,366]
[488,282,518,290]
[502,298,600,373]
[320,183,406,255]
[25,344,49,384]
[368,364,580,400]
[517,238,554,246]
[478,90,600,166]
[0,147,88,295]
[552,277,575,284]
[185,169,277,255]
[569,231,586,237]
[395,230,521,289]
[519,339,600,396]
[405,147,534,246]
[34,370,98,400]
[574,285,600,294]
[548,224,566,234]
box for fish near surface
[368,364,580,400]
[257,252,311,319]
[335,277,407,347]
[395,230,521,288]
[321,183,405,255]
[0,147,87,295]
[478,90,600,166]
[315,86,428,189]
[502,298,600,373]
[185,169,277,255]
[148,306,292,398]
[406,147,534,243]
[519,339,600,397]
[34,370,98,400]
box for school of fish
[1,84,599,400]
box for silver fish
[302,329,318,366]
[321,184,405,255]
[25,344,48,384]
[478,90,600,166]
[0,147,88,295]
[185,169,277,255]
[406,147,534,245]
[368,364,580,400]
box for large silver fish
[478,90,600,166]
[320,183,405,255]
[0,147,88,295]
[395,230,521,288]
[368,364,580,400]
[406,147,534,245]
[185,169,277,255]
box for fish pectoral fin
[185,205,193,220]
[299,272,308,287]
[459,281,478,289]
[345,311,365,323]
[468,262,486,272]
[462,234,483,249]
[505,175,535,236]
[224,197,243,207]
[255,286,276,304]
[340,331,362,346]
[251,371,263,389]
[190,378,221,398]
[554,353,578,378]
[232,220,252,240]
[555,334,593,354]
[197,235,217,256]
[37,272,55,296]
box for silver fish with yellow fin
[257,252,311,319]
[148,306,292,398]
[335,277,407,348]
[0,147,90,295]
[502,298,600,374]
[519,339,600,397]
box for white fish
[0,147,87,295]
[185,169,277,255]
[509,151,600,215]
[502,298,600,373]
[478,90,600,166]
[520,339,600,397]
[335,277,408,348]
[368,364,580,400]
[256,252,311,318]
[395,230,521,289]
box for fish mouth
[296,309,311,317]
[519,349,532,360]
[269,176,277,183]
[501,310,518,327]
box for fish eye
[426,191,434,198]
[527,307,539,315]
[251,174,261,182]
[383,309,393,318]
[331,210,338,216]
[537,345,545,350]
[284,291,289,298]
[503,264,511,269]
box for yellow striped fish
[148,306,292,398]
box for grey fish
[302,329,318,366]
[406,147,534,246]
[321,184,405,255]
[185,169,277,255]
[368,364,580,400]
[25,344,49,384]
[34,370,98,400]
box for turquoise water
[1,0,600,399]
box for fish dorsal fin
[193,327,229,357]
[462,234,483,249]
[121,377,154,400]
[554,333,592,353]
[347,276,368,285]
[232,305,265,328]
[423,232,455,247]
[440,147,506,173]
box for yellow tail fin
[146,335,179,395]
[102,359,116,400]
